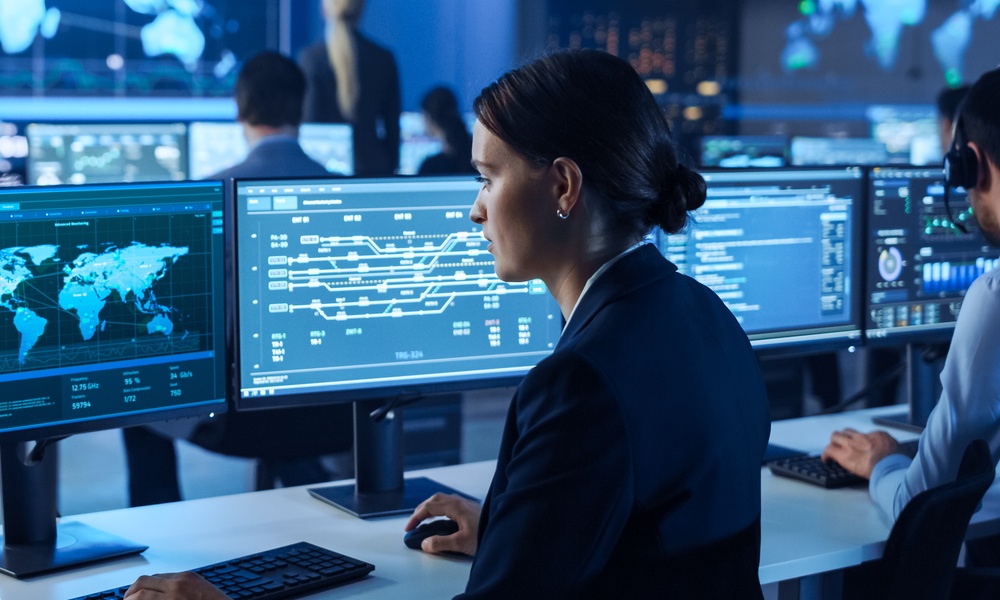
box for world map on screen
[782,0,1000,85]
[1,243,188,364]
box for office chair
[187,404,355,490]
[870,438,995,600]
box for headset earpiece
[943,104,979,190]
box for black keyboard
[767,439,919,489]
[70,541,374,600]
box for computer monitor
[867,105,942,166]
[0,121,27,186]
[25,122,188,185]
[299,123,354,176]
[865,166,997,344]
[397,112,476,176]
[0,180,227,577]
[656,167,865,354]
[790,137,890,166]
[699,135,787,168]
[187,122,355,180]
[187,122,244,180]
[232,176,562,516]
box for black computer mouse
[403,519,460,550]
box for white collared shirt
[563,241,650,331]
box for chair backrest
[188,403,354,459]
[878,438,996,600]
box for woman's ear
[550,156,583,218]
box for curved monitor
[865,166,998,344]
[232,176,563,411]
[657,167,865,354]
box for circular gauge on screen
[878,247,903,281]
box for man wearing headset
[823,66,1000,565]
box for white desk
[5,462,492,599]
[3,407,996,599]
[763,406,1000,598]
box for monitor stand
[308,397,476,519]
[0,441,147,579]
[871,343,943,433]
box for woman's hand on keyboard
[822,428,901,479]
[124,571,230,600]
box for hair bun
[674,164,707,212]
[651,163,706,233]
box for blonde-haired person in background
[298,0,400,176]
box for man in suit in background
[211,51,331,180]
[122,50,345,508]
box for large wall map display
[782,0,999,86]
[0,0,278,97]
[741,0,1000,105]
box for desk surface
[2,407,995,598]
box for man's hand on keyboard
[822,428,901,479]
[124,571,229,600]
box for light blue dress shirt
[869,265,1000,521]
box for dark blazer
[460,244,771,599]
[298,35,401,177]
[209,136,330,180]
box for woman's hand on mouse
[406,493,481,556]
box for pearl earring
[556,209,569,220]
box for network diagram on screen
[235,178,563,402]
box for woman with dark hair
[418,86,475,175]
[122,49,769,600]
[407,49,771,598]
